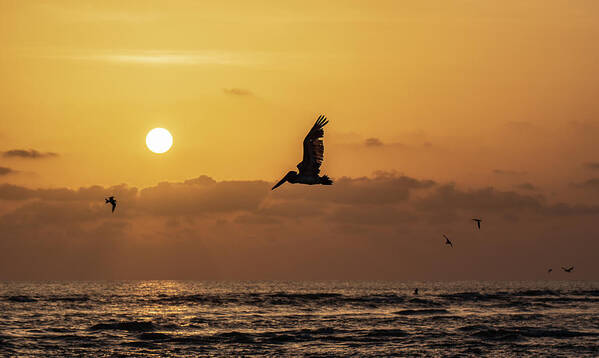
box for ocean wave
[438,291,506,302]
[268,292,342,299]
[89,321,155,332]
[152,292,408,308]
[571,290,599,296]
[514,289,561,296]
[138,332,172,341]
[5,295,37,303]
[530,297,599,304]
[407,298,443,307]
[45,295,90,302]
[168,331,256,345]
[363,328,408,338]
[155,294,227,305]
[395,309,450,316]
[503,313,544,321]
[460,325,599,342]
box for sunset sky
[1,1,599,280]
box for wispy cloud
[572,178,599,191]
[361,137,407,149]
[3,149,58,159]
[223,88,253,96]
[22,49,253,66]
[583,162,599,170]
[0,167,17,176]
[364,137,384,147]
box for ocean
[1,281,598,357]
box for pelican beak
[271,176,287,190]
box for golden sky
[1,1,599,279]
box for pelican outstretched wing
[297,115,328,176]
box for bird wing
[443,235,452,246]
[112,202,116,212]
[297,115,328,176]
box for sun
[146,128,173,154]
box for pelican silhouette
[272,115,333,190]
[472,218,482,229]
[105,196,117,213]
[561,266,574,273]
[548,268,552,273]
[413,288,419,295]
[443,234,453,248]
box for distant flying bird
[413,288,419,295]
[105,196,117,213]
[272,115,333,190]
[547,268,552,273]
[443,234,453,248]
[472,218,482,229]
[561,266,574,273]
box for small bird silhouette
[105,196,117,213]
[561,266,574,273]
[547,268,552,273]
[443,234,453,248]
[472,218,482,229]
[413,288,419,295]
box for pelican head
[272,171,298,190]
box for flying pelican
[561,266,574,273]
[105,196,117,213]
[547,268,552,273]
[472,218,482,229]
[443,234,453,248]
[272,115,333,190]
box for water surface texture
[1,281,598,356]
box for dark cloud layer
[492,169,527,176]
[1,172,598,280]
[3,149,58,159]
[583,162,599,170]
[514,182,536,191]
[0,167,16,176]
[572,178,599,191]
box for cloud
[364,137,384,147]
[1,172,599,280]
[37,50,250,66]
[0,167,17,176]
[223,88,253,96]
[138,177,269,216]
[414,184,544,216]
[3,149,58,159]
[361,137,407,149]
[273,172,436,205]
[583,162,599,170]
[0,183,136,202]
[514,182,536,191]
[572,178,599,191]
[492,169,527,176]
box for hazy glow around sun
[146,128,173,154]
